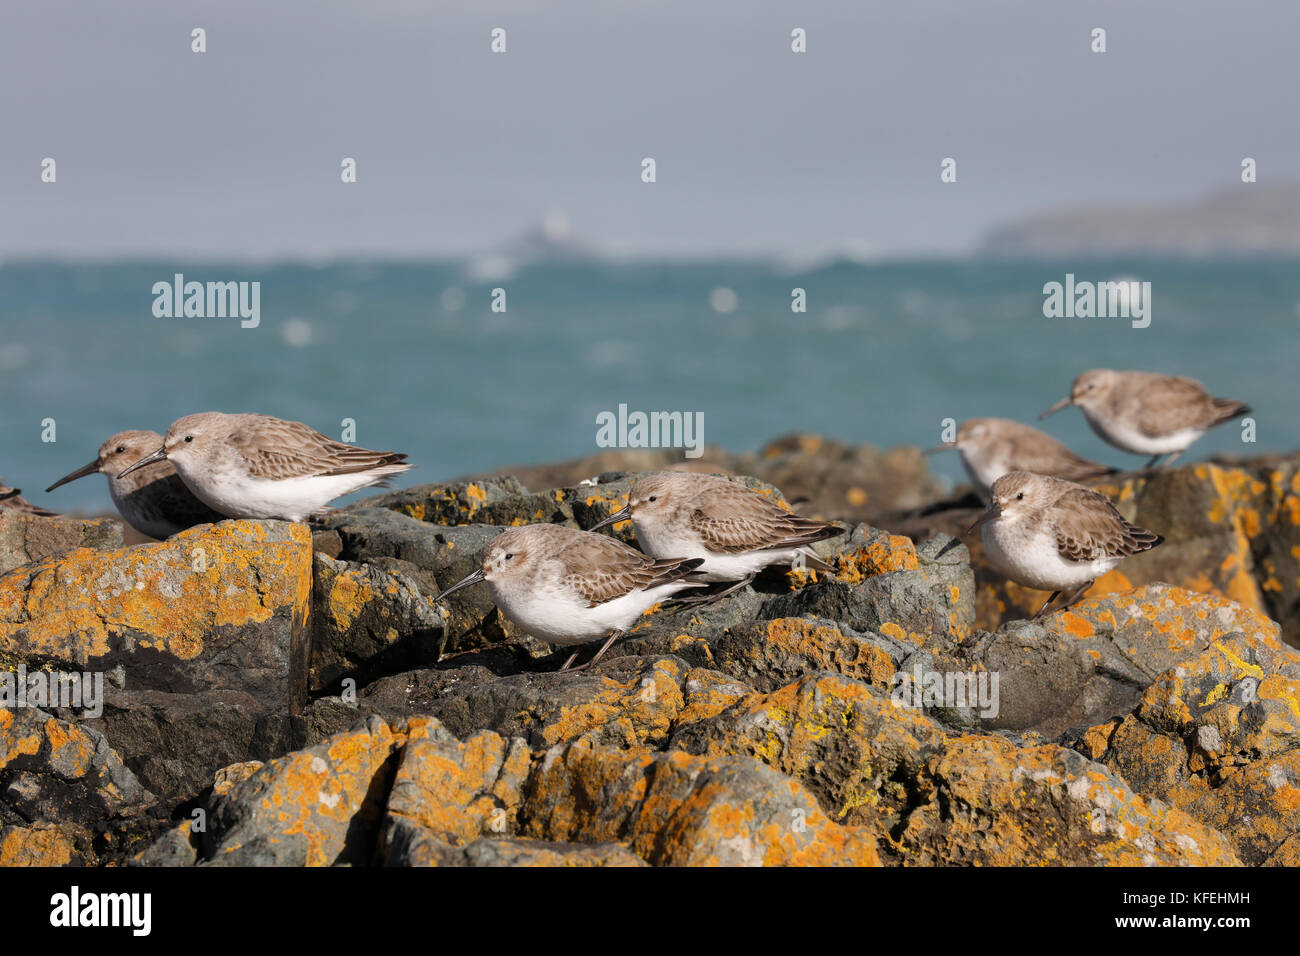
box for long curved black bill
[46,459,101,493]
[116,447,167,479]
[435,567,486,602]
[589,504,632,532]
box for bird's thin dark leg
[671,575,755,610]
[559,630,624,673]
[1031,591,1062,620]
[1055,579,1096,614]
[558,651,581,671]
[1142,454,1165,471]
[1159,450,1183,470]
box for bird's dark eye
[504,553,514,560]
[1016,492,1024,500]
[648,496,658,503]
[184,435,193,443]
[115,446,125,453]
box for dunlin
[46,430,225,539]
[967,471,1163,618]
[925,417,1115,495]
[590,471,843,599]
[435,523,705,670]
[116,413,411,522]
[1040,369,1251,469]
[0,480,56,516]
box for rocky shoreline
[2,434,1298,867]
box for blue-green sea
[1,257,1295,516]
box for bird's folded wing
[1135,375,1212,435]
[689,492,839,553]
[234,418,406,480]
[1053,488,1162,563]
[563,536,702,606]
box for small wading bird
[46,430,224,539]
[924,417,1115,497]
[590,471,843,602]
[1040,369,1251,470]
[0,479,56,516]
[117,412,411,522]
[966,471,1163,619]
[435,523,705,671]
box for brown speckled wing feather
[1052,487,1163,564]
[686,483,839,554]
[233,418,407,480]
[1134,375,1216,436]
[561,534,703,606]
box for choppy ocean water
[1,256,1295,516]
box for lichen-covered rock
[143,712,876,867]
[338,655,717,752]
[354,476,549,526]
[893,733,1239,866]
[310,553,447,691]
[0,520,312,710]
[709,617,905,694]
[931,586,1282,737]
[760,534,974,650]
[198,715,403,866]
[0,707,152,826]
[1070,632,1300,865]
[671,672,943,831]
[317,509,511,653]
[380,717,530,858]
[1041,584,1282,679]
[520,739,882,866]
[0,512,123,577]
[671,671,1238,865]
[932,621,1101,737]
[85,687,284,807]
[0,823,79,866]
[409,836,648,867]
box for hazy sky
[3,0,1297,259]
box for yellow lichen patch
[739,618,897,689]
[0,825,76,866]
[42,719,94,776]
[1077,720,1119,760]
[385,718,530,845]
[538,659,686,749]
[0,708,43,770]
[1059,612,1094,640]
[834,535,919,585]
[212,761,264,798]
[324,569,375,631]
[675,669,751,726]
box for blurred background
[2,0,1297,514]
